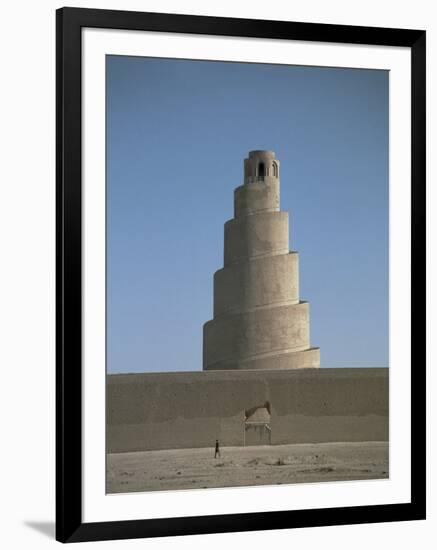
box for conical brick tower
[203,150,320,371]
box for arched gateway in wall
[244,406,271,446]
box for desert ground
[107,441,388,493]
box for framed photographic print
[56,7,426,543]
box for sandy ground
[107,441,388,493]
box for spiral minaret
[203,150,320,371]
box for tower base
[203,347,320,371]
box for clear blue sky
[106,55,388,373]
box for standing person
[214,439,221,458]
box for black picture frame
[56,6,426,543]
